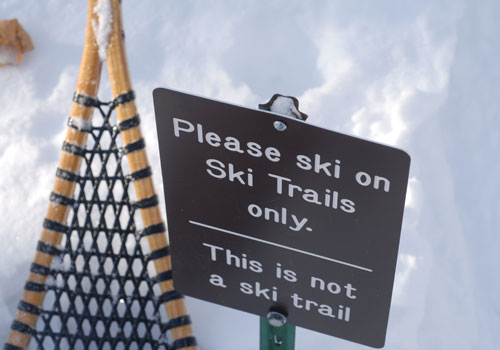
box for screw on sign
[153,88,411,349]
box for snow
[92,0,112,62]
[68,115,92,132]
[270,96,301,119]
[1,1,499,349]
[0,45,19,66]
[49,254,72,273]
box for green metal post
[260,313,296,350]
[258,94,308,350]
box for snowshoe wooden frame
[6,1,196,349]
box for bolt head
[273,120,287,132]
[267,311,287,327]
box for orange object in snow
[0,18,34,66]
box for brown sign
[153,88,410,348]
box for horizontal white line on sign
[188,220,373,273]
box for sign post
[260,312,295,350]
[153,88,411,348]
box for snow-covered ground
[1,1,499,349]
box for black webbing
[158,290,183,304]
[50,192,75,207]
[153,270,173,284]
[133,195,159,209]
[73,91,135,108]
[42,219,68,233]
[118,114,140,131]
[24,281,45,293]
[36,241,61,256]
[123,139,145,154]
[10,321,33,336]
[30,263,50,276]
[166,315,191,330]
[173,337,198,350]
[73,92,99,107]
[142,222,166,236]
[56,168,80,183]
[11,91,195,350]
[17,300,41,316]
[111,91,135,107]
[67,116,92,133]
[4,343,23,350]
[130,167,152,181]
[149,246,170,261]
[62,141,86,157]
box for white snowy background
[1,0,499,349]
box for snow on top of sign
[92,0,112,62]
[270,96,301,119]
